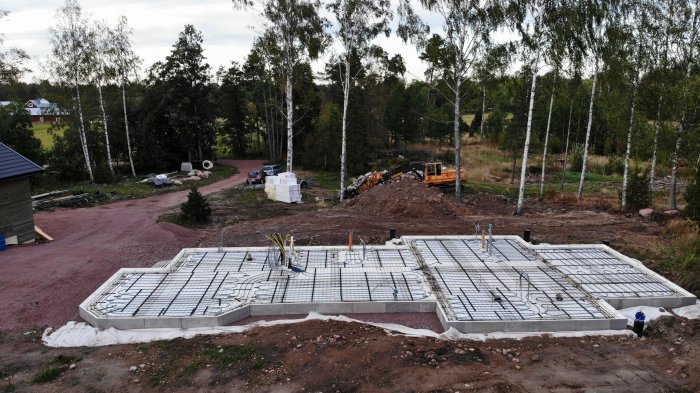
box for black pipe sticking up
[389,228,397,240]
[523,230,531,243]
[602,240,610,247]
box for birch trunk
[74,74,94,183]
[560,101,573,197]
[286,70,294,172]
[121,84,136,177]
[454,76,462,201]
[577,59,599,199]
[621,83,637,211]
[97,83,114,175]
[516,71,538,214]
[539,80,556,200]
[339,59,350,200]
[649,94,662,200]
[670,0,698,210]
[479,85,486,143]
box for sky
[0,0,453,84]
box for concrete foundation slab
[79,236,696,334]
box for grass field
[32,123,62,150]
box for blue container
[0,234,6,251]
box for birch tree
[48,0,94,182]
[620,6,649,212]
[513,0,567,213]
[539,72,556,201]
[89,20,114,175]
[670,0,699,210]
[328,0,392,200]
[576,0,621,199]
[399,0,499,201]
[112,16,141,177]
[648,1,672,201]
[232,0,328,172]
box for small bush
[605,156,625,175]
[31,366,63,384]
[686,166,700,224]
[569,144,584,173]
[623,167,652,211]
[180,187,211,223]
[92,165,117,184]
[436,149,455,164]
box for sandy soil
[0,160,264,331]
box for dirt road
[0,160,263,331]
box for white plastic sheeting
[43,312,633,348]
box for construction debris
[34,225,53,242]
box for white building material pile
[264,172,302,203]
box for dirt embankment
[3,317,699,392]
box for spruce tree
[181,188,212,223]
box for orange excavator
[342,161,466,199]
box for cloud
[1,0,517,84]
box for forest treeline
[0,0,699,213]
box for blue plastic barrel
[0,234,6,251]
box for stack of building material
[264,172,302,203]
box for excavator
[342,161,466,199]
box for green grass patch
[31,366,63,384]
[205,344,257,366]
[203,343,268,371]
[2,384,15,393]
[299,170,344,190]
[32,165,238,203]
[32,123,61,150]
[183,359,204,375]
[658,234,700,293]
[563,171,622,183]
[31,353,81,382]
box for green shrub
[686,166,700,223]
[622,167,652,211]
[436,149,455,164]
[605,156,625,175]
[92,165,116,184]
[569,144,584,173]
[180,188,211,223]
[31,366,63,384]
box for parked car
[247,170,264,185]
[261,164,281,177]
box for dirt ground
[207,177,664,261]
[1,168,697,392]
[3,317,699,392]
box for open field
[32,123,61,150]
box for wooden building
[0,142,44,244]
[24,99,63,123]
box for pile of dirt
[342,177,465,218]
